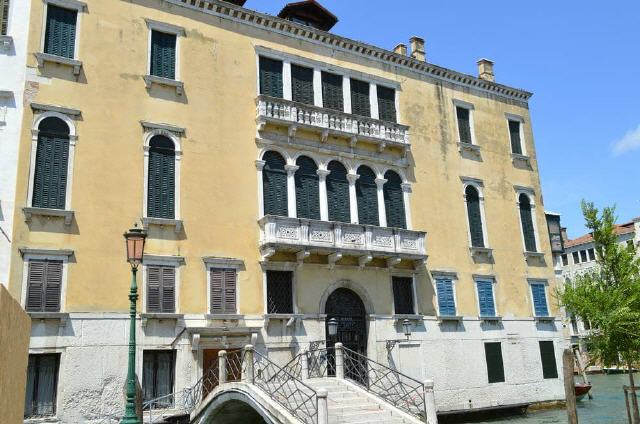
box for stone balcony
[259,215,426,269]
[256,95,410,154]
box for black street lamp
[122,225,146,424]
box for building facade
[9,0,566,422]
[0,0,32,286]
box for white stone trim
[282,60,292,101]
[401,183,413,230]
[318,279,375,315]
[27,111,77,211]
[142,255,184,314]
[284,164,298,218]
[505,113,527,156]
[142,127,182,221]
[515,188,540,253]
[347,173,359,224]
[375,177,387,228]
[255,160,266,218]
[20,249,72,311]
[146,18,183,81]
[453,99,477,146]
[369,83,379,120]
[40,0,85,61]
[317,168,330,221]
[343,76,352,114]
[461,177,490,249]
[312,68,323,107]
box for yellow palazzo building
[8,0,566,421]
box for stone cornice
[164,0,533,102]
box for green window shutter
[259,56,283,98]
[291,64,314,105]
[350,79,371,117]
[33,118,70,210]
[150,30,176,79]
[26,260,62,312]
[262,151,288,216]
[539,341,558,379]
[210,268,236,314]
[295,156,320,220]
[326,161,350,223]
[456,107,472,144]
[266,270,293,314]
[356,166,379,226]
[519,194,537,252]
[383,171,406,229]
[321,71,344,112]
[147,136,175,219]
[377,86,396,123]
[509,120,522,154]
[0,0,9,36]
[392,277,414,314]
[465,185,485,248]
[484,342,505,383]
[44,5,77,58]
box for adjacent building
[8,0,567,422]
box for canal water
[472,373,636,424]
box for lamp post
[327,317,338,339]
[386,319,413,351]
[122,225,146,424]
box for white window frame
[25,348,65,420]
[453,99,477,146]
[261,261,298,315]
[142,123,183,223]
[390,272,419,316]
[141,255,184,314]
[40,0,86,59]
[27,110,78,211]
[145,19,184,81]
[431,271,459,317]
[461,177,490,249]
[514,186,540,253]
[202,257,244,316]
[505,113,527,156]
[473,275,498,317]
[19,248,73,312]
[527,279,550,317]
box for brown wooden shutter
[161,267,175,313]
[210,268,236,314]
[210,269,224,313]
[223,269,236,313]
[26,261,46,312]
[147,266,161,313]
[44,261,62,312]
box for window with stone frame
[43,4,77,59]
[24,354,60,418]
[572,251,580,264]
[580,250,588,263]
[266,270,293,314]
[508,119,523,155]
[25,260,63,312]
[588,248,596,262]
[0,0,9,36]
[456,106,472,144]
[142,350,175,408]
[392,276,414,315]
[146,265,175,313]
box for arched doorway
[325,288,367,382]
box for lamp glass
[124,227,147,267]
[327,318,338,337]
[402,319,412,339]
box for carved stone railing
[256,95,410,149]
[259,215,427,265]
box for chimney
[409,36,425,61]
[561,227,568,243]
[394,43,407,56]
[477,58,494,82]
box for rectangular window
[377,86,397,123]
[210,268,236,314]
[350,78,370,117]
[456,107,472,144]
[530,283,549,317]
[142,351,175,408]
[476,280,496,317]
[146,265,175,313]
[572,251,580,264]
[484,342,505,383]
[44,5,77,59]
[561,254,568,266]
[587,248,595,261]
[24,354,60,418]
[508,120,523,155]
[150,30,176,79]
[539,341,558,379]
[259,56,283,98]
[580,250,588,263]
[26,260,63,312]
[1,0,9,36]
[392,276,414,315]
[291,64,314,105]
[321,71,343,112]
[266,270,293,314]
[435,278,456,316]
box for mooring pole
[563,348,578,424]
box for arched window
[295,156,320,219]
[383,170,406,229]
[33,117,70,210]
[326,161,350,223]
[262,151,288,216]
[356,166,379,226]
[147,135,176,219]
[519,193,537,252]
[465,185,485,247]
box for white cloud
[612,124,640,156]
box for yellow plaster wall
[9,0,557,318]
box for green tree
[560,201,640,422]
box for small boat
[575,382,593,401]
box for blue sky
[253,0,639,238]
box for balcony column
[285,164,299,218]
[369,83,379,120]
[317,169,330,221]
[283,61,293,101]
[401,183,413,230]
[343,76,352,114]
[346,173,360,224]
[313,69,323,108]
[255,160,266,217]
[375,178,388,228]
